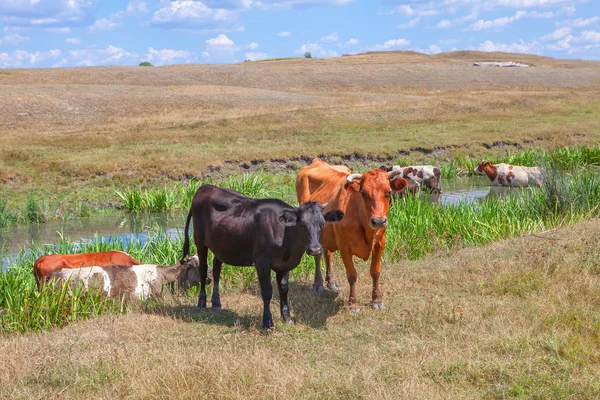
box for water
[1,176,510,266]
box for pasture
[1,51,600,398]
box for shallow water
[1,176,512,266]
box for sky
[0,0,599,68]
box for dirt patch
[199,142,519,178]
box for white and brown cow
[474,161,544,187]
[42,256,200,301]
[390,165,442,194]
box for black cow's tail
[180,207,193,263]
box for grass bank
[1,219,599,398]
[3,169,599,334]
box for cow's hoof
[195,306,207,313]
[349,306,361,314]
[372,302,385,310]
[312,284,325,293]
[212,306,222,312]
[327,283,340,292]
[285,318,295,325]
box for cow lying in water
[41,256,200,301]
[383,165,442,194]
[181,184,344,328]
[34,251,142,289]
[474,161,544,187]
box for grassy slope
[1,51,600,212]
[1,219,599,399]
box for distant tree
[139,61,154,67]
[304,52,312,59]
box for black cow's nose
[306,246,323,256]
[370,217,388,228]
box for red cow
[296,158,408,311]
[33,251,142,288]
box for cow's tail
[180,207,193,264]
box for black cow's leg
[196,245,209,312]
[276,271,293,324]
[312,255,325,293]
[211,257,223,311]
[256,261,273,329]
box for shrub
[304,52,312,59]
[139,61,153,67]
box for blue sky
[0,0,599,68]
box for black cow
[181,185,344,328]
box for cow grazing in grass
[296,158,408,311]
[384,165,442,194]
[181,184,344,328]
[474,161,544,187]
[42,256,201,301]
[34,251,142,289]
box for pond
[1,176,510,266]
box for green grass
[3,168,599,335]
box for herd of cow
[33,159,544,328]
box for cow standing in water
[475,161,544,187]
[181,185,344,328]
[296,158,408,311]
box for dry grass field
[1,219,599,399]
[1,51,600,210]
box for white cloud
[321,32,339,42]
[65,37,82,45]
[254,0,352,11]
[435,12,478,28]
[581,30,600,43]
[247,42,259,49]
[438,38,461,45]
[546,35,575,50]
[369,38,411,51]
[295,42,338,57]
[46,27,70,34]
[145,47,195,65]
[206,33,234,47]
[397,17,420,29]
[0,48,61,68]
[558,16,599,28]
[70,45,138,66]
[443,0,587,9]
[337,38,359,47]
[149,0,238,32]
[540,27,571,41]
[277,31,292,37]
[470,10,526,31]
[386,4,439,17]
[245,51,269,60]
[0,0,97,27]
[0,33,30,46]
[89,18,122,31]
[473,39,540,53]
[112,0,149,19]
[415,44,442,54]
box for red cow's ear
[345,181,360,192]
[390,178,408,192]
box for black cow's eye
[385,191,392,198]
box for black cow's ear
[324,209,344,222]
[279,210,298,226]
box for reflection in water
[1,176,525,266]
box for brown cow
[33,251,142,289]
[296,158,408,311]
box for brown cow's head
[345,169,408,229]
[474,161,498,182]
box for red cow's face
[346,169,408,229]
